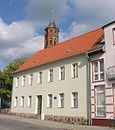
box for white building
[11,17,115,126]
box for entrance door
[37,95,42,119]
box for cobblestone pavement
[0,114,113,130]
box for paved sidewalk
[0,114,113,130]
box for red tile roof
[15,28,104,73]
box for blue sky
[0,0,115,69]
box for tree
[1,58,27,91]
[0,58,27,108]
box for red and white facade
[89,21,115,126]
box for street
[0,116,65,130]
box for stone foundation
[1,110,38,119]
[44,115,87,125]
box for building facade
[11,17,115,126]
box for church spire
[44,11,59,49]
[48,10,56,28]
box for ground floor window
[47,94,52,108]
[58,93,64,108]
[27,96,32,107]
[95,85,106,116]
[20,96,24,107]
[71,92,78,108]
[14,97,18,107]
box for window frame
[27,96,32,107]
[92,59,104,82]
[47,94,52,108]
[59,66,65,80]
[58,93,64,108]
[95,85,106,117]
[71,63,78,78]
[48,69,53,82]
[71,92,78,108]
[14,97,18,107]
[20,96,24,107]
[15,77,19,87]
[37,72,42,84]
[29,74,33,86]
[22,76,26,87]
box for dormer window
[113,28,115,45]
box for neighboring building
[11,14,115,126]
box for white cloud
[70,0,115,25]
[0,18,43,68]
[25,0,71,26]
[0,18,36,48]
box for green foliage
[0,88,11,101]
[0,58,27,91]
[0,58,27,106]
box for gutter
[86,53,92,126]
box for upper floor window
[14,97,18,107]
[37,72,42,84]
[27,96,32,107]
[20,96,24,107]
[95,85,105,117]
[15,77,19,87]
[58,93,64,108]
[22,76,26,87]
[59,66,65,80]
[71,63,78,78]
[29,74,33,86]
[47,94,52,108]
[113,28,115,45]
[48,69,53,82]
[71,92,78,108]
[92,59,104,81]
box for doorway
[37,95,42,119]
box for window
[14,97,18,107]
[54,38,56,45]
[27,96,32,107]
[22,76,26,87]
[48,69,53,82]
[50,38,53,45]
[92,59,104,81]
[95,85,105,116]
[47,94,52,108]
[113,28,115,45]
[15,77,19,87]
[71,92,78,108]
[59,66,65,80]
[29,74,33,86]
[37,72,42,84]
[72,63,78,78]
[58,93,64,108]
[20,96,24,107]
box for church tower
[44,11,59,49]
